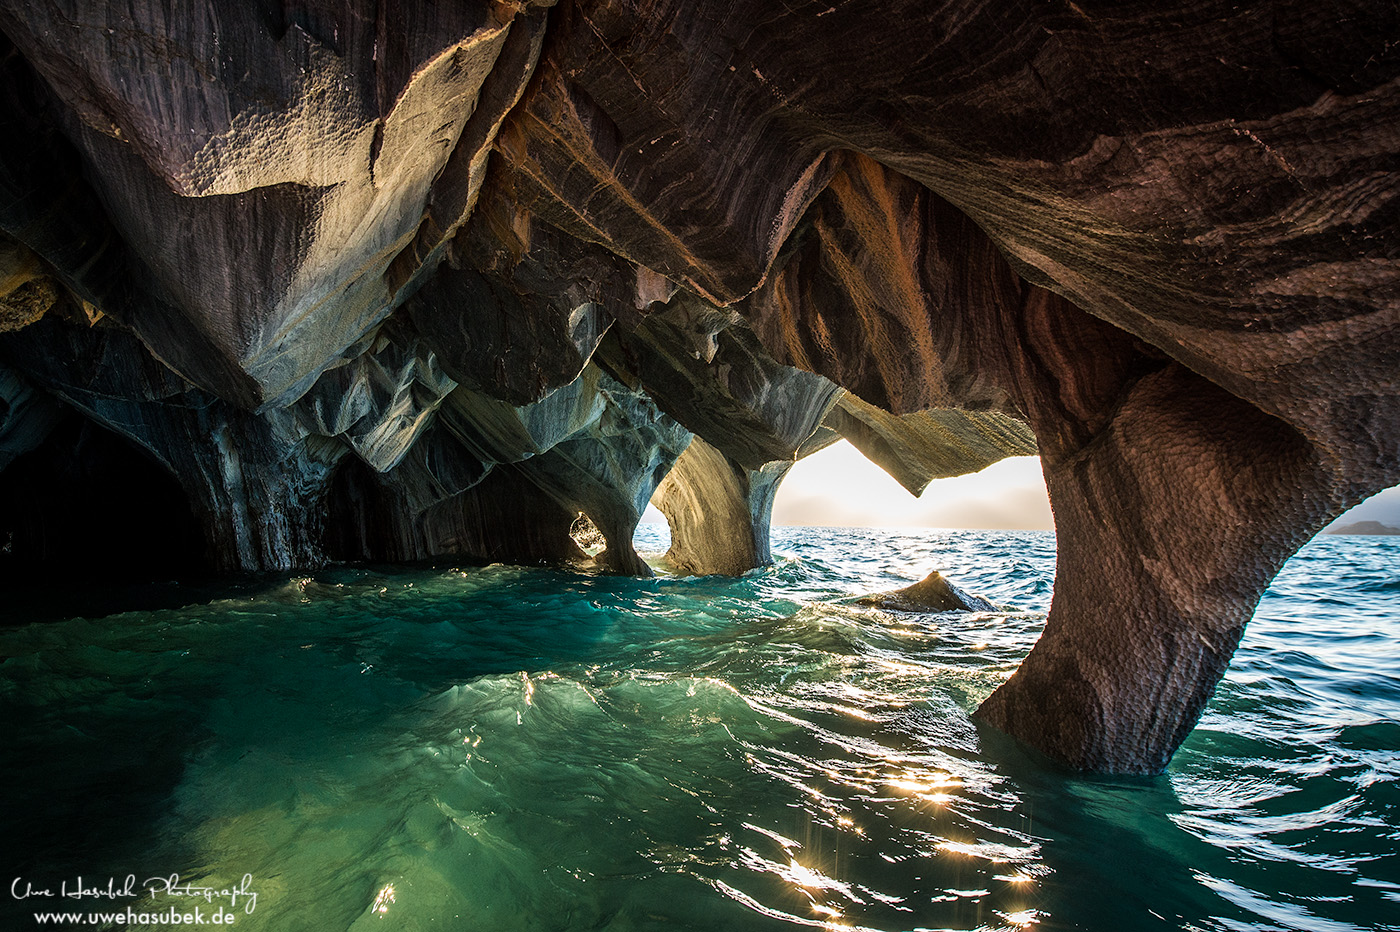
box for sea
[0,527,1396,932]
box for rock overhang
[0,0,1394,773]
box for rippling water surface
[1,528,1396,931]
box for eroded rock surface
[857,571,998,614]
[652,437,793,577]
[0,0,1395,773]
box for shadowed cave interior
[0,0,1396,776]
[0,416,206,580]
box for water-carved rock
[0,0,1395,775]
[857,571,998,614]
[651,437,794,577]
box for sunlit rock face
[0,0,553,407]
[0,0,1395,773]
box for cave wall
[0,0,1394,773]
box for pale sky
[641,439,1400,531]
[771,442,1053,529]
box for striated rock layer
[0,0,1396,774]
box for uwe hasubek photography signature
[11,873,258,915]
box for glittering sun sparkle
[371,884,396,915]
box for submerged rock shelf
[0,0,1395,773]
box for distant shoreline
[1326,520,1400,536]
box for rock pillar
[975,364,1338,772]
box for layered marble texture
[0,0,1395,772]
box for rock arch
[0,0,1394,774]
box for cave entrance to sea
[767,443,1050,532]
[633,438,1054,574]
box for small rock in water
[857,570,998,613]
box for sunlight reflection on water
[0,529,1395,931]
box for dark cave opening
[322,454,403,564]
[322,455,590,568]
[0,414,207,584]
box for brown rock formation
[0,0,1394,773]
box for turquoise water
[1,528,1396,931]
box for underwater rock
[857,571,999,614]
